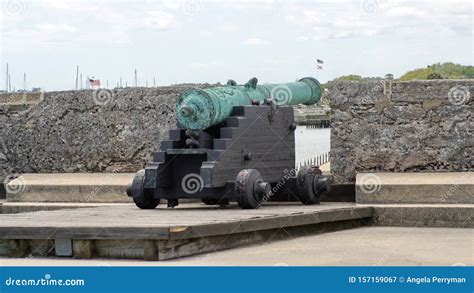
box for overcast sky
[0,0,472,91]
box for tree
[337,75,364,81]
[426,72,443,79]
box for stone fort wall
[329,79,473,184]
[0,86,206,184]
[1,80,473,186]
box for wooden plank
[0,203,371,241]
[159,218,366,261]
[0,203,374,260]
[169,206,373,240]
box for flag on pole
[317,59,324,64]
[89,78,101,89]
[317,65,323,70]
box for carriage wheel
[127,170,160,209]
[235,169,271,209]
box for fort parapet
[329,79,473,184]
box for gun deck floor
[0,202,372,260]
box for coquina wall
[329,79,473,184]
[2,80,473,186]
[0,85,207,184]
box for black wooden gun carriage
[127,77,331,209]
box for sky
[0,0,472,91]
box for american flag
[89,79,100,87]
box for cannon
[127,77,331,209]
[176,77,322,130]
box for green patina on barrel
[176,77,322,130]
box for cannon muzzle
[179,104,194,117]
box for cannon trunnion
[127,78,331,209]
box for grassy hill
[333,62,473,82]
[398,62,474,81]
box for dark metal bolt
[255,181,271,196]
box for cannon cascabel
[176,77,322,130]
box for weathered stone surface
[356,172,474,204]
[6,173,135,203]
[371,205,473,228]
[0,85,207,183]
[330,80,474,184]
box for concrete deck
[356,172,473,204]
[1,227,471,266]
[0,202,372,260]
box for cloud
[245,37,270,46]
[35,24,77,34]
[285,0,472,40]
[142,11,178,31]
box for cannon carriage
[127,77,331,209]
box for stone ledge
[356,172,473,204]
[1,202,132,214]
[367,204,473,228]
[6,173,134,203]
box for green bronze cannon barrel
[176,77,322,130]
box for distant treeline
[335,62,474,81]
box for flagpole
[134,69,137,87]
[75,65,79,90]
[6,63,9,93]
[316,59,324,81]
